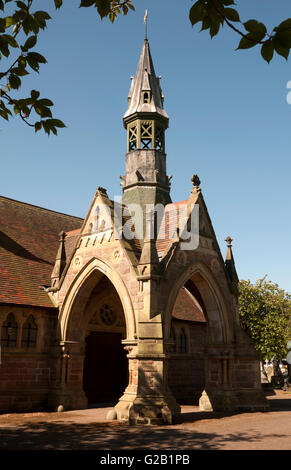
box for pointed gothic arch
[164,261,233,345]
[58,257,136,342]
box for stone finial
[225,235,233,261]
[191,174,201,192]
[96,186,108,197]
[224,235,238,285]
[59,230,66,243]
[120,175,126,187]
[225,236,233,248]
[51,230,67,286]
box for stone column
[111,277,180,424]
[48,341,87,411]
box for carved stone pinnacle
[225,236,233,247]
[191,174,201,188]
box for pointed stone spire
[225,236,239,284]
[51,231,66,287]
[124,39,168,123]
[122,39,172,239]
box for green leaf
[34,104,52,118]
[0,109,9,120]
[276,18,291,32]
[27,52,47,64]
[37,98,53,106]
[34,121,41,132]
[275,31,291,49]
[261,40,274,63]
[209,19,221,38]
[189,1,207,26]
[54,0,63,9]
[5,16,15,28]
[48,118,66,128]
[200,17,210,32]
[0,34,18,48]
[34,11,51,20]
[24,35,37,50]
[8,74,21,89]
[10,66,28,76]
[237,31,265,50]
[30,89,40,100]
[273,37,290,60]
[95,0,111,19]
[223,8,240,22]
[79,0,95,6]
[16,1,27,10]
[0,18,5,32]
[244,20,267,35]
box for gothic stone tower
[121,39,171,239]
[47,39,268,424]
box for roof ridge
[0,195,83,221]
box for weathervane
[144,9,148,40]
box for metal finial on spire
[144,9,148,40]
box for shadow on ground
[0,419,286,450]
[0,393,290,450]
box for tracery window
[99,304,117,326]
[1,313,18,347]
[21,315,38,348]
[178,328,187,354]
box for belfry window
[1,313,18,347]
[142,91,150,104]
[178,328,187,354]
[128,122,138,151]
[155,125,164,152]
[21,315,38,348]
[140,120,153,149]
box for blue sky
[1,0,290,292]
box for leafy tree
[238,277,291,361]
[0,0,135,134]
[1,0,291,134]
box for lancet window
[178,328,187,354]
[1,313,18,347]
[21,315,38,348]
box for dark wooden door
[83,331,128,404]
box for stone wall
[168,321,206,405]
[0,305,58,412]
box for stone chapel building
[0,39,268,424]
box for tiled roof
[0,196,82,308]
[0,196,205,324]
[172,287,206,323]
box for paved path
[1,391,291,450]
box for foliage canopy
[239,278,291,360]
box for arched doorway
[83,331,128,404]
[168,281,207,405]
[82,276,129,405]
[56,259,135,412]
[165,263,231,408]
